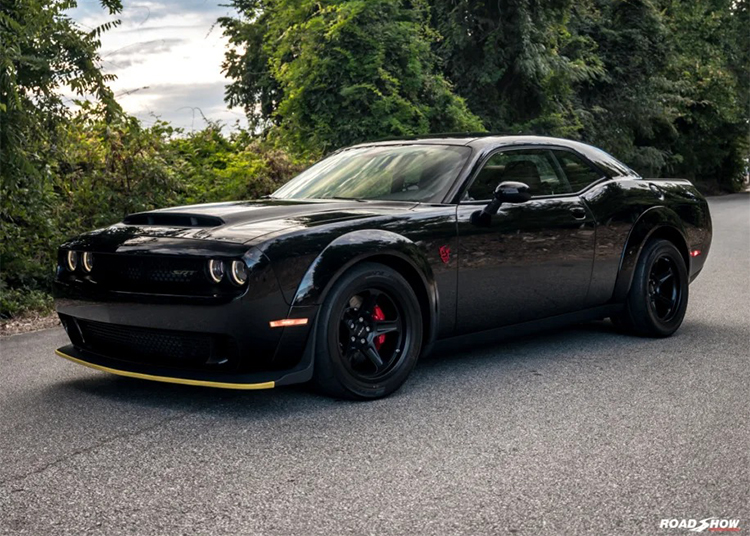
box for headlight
[207,259,225,283]
[66,251,78,272]
[82,252,94,273]
[229,260,248,286]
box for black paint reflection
[456,196,596,333]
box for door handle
[570,207,587,220]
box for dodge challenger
[54,135,712,399]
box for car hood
[108,199,419,245]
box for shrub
[0,112,307,319]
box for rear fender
[613,206,690,302]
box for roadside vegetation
[1,0,748,319]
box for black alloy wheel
[313,262,423,399]
[648,255,681,322]
[338,289,405,382]
[612,238,689,337]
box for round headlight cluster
[82,252,94,272]
[230,260,248,286]
[208,259,225,283]
[206,258,249,286]
[66,251,78,272]
[65,251,94,273]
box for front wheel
[312,262,423,400]
[612,238,689,337]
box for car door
[455,147,597,334]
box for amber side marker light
[690,249,702,257]
[269,318,309,328]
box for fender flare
[612,206,690,302]
[291,229,439,352]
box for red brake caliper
[373,305,386,350]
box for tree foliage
[430,0,604,136]
[222,0,748,187]
[663,0,749,189]
[54,111,303,236]
[221,0,483,156]
[569,0,680,175]
[1,109,305,318]
[220,0,280,131]
[0,0,122,307]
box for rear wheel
[312,262,423,399]
[612,238,688,337]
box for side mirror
[494,181,531,204]
[471,181,531,225]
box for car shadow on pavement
[37,316,731,424]
[37,319,623,411]
[51,373,329,414]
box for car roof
[348,134,637,177]
[351,134,593,151]
[348,134,482,147]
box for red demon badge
[439,245,451,264]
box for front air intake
[60,315,239,370]
[123,212,224,227]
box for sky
[68,0,247,131]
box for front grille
[58,250,247,299]
[62,316,238,370]
[95,254,206,291]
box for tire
[612,238,689,337]
[312,262,423,400]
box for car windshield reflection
[271,144,472,203]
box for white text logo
[659,518,741,532]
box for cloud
[68,0,245,130]
[103,38,186,68]
[119,82,246,130]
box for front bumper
[54,286,318,387]
[54,294,318,387]
[54,235,319,386]
[55,344,312,389]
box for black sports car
[54,135,712,399]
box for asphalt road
[1,194,748,536]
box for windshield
[271,144,472,202]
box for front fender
[613,206,689,302]
[292,229,437,309]
[289,230,440,356]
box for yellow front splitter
[55,348,275,390]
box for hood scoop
[123,212,225,228]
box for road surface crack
[1,410,194,488]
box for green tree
[220,0,280,132]
[662,0,749,191]
[0,0,122,312]
[221,0,483,156]
[429,0,603,136]
[54,109,180,235]
[570,0,680,176]
[168,124,306,203]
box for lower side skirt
[431,303,625,356]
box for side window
[466,149,570,200]
[553,150,604,192]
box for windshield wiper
[327,196,366,202]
